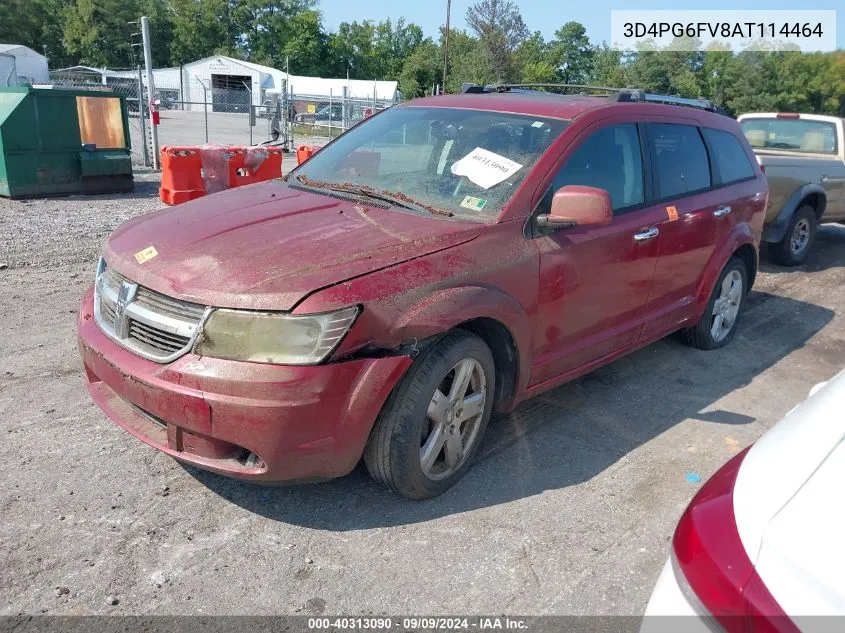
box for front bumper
[77,287,411,482]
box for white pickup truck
[738,113,845,265]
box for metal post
[289,82,294,150]
[141,16,159,169]
[328,89,333,137]
[136,65,150,167]
[194,75,208,143]
[443,0,451,93]
[242,80,253,146]
[204,84,208,143]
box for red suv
[77,86,767,499]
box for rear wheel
[771,205,816,266]
[363,330,495,499]
[681,257,748,350]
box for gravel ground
[1,177,844,616]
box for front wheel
[363,330,495,500]
[681,257,748,350]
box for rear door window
[646,124,711,199]
[702,128,756,185]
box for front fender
[386,284,534,396]
[694,224,757,319]
[762,183,826,243]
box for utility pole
[141,16,159,169]
[442,0,451,93]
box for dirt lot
[1,175,844,616]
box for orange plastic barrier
[250,147,283,183]
[159,146,204,205]
[296,145,316,165]
[160,145,286,205]
[226,146,285,188]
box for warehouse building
[0,44,49,86]
[51,55,399,114]
[134,56,399,113]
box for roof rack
[460,83,730,116]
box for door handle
[714,206,732,217]
[634,227,659,241]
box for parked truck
[738,113,845,265]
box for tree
[140,0,174,68]
[63,0,140,67]
[399,39,441,97]
[514,32,556,83]
[280,10,328,76]
[373,18,425,79]
[0,0,74,67]
[326,20,377,78]
[626,39,703,98]
[169,0,237,64]
[233,0,317,67]
[590,44,626,87]
[465,0,529,82]
[547,21,593,84]
[720,51,779,114]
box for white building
[0,44,49,85]
[52,55,400,113]
[173,56,399,113]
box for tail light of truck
[672,447,799,633]
[776,113,800,119]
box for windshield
[290,106,569,221]
[740,118,838,155]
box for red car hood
[104,180,482,310]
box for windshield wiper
[295,175,453,217]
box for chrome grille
[94,259,208,363]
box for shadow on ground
[186,284,833,530]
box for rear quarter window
[702,128,756,185]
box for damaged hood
[104,180,482,310]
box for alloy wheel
[711,270,743,343]
[420,358,487,481]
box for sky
[317,0,843,49]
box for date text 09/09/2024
[623,22,824,38]
[307,618,529,630]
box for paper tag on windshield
[450,147,523,190]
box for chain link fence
[48,69,398,166]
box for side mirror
[536,185,613,230]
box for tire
[363,330,496,500]
[771,205,817,266]
[681,257,748,350]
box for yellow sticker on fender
[666,206,679,221]
[134,246,158,264]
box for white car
[643,369,845,632]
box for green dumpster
[0,86,134,198]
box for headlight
[193,306,359,365]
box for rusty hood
[103,180,482,311]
